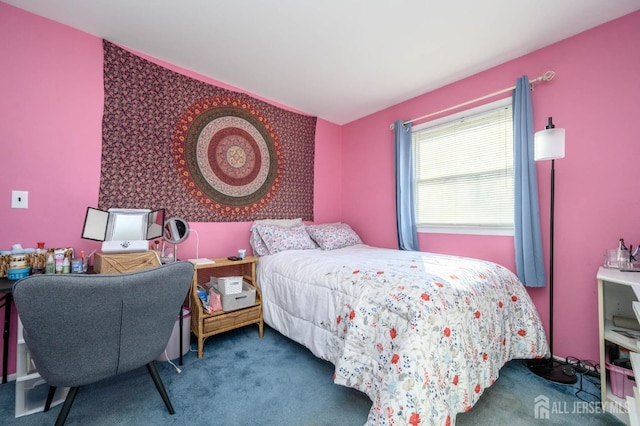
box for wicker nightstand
[189,256,263,358]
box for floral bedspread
[258,245,548,426]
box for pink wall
[0,3,342,376]
[342,11,640,363]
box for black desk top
[0,278,14,294]
[0,270,99,294]
[0,278,15,294]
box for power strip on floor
[556,355,600,379]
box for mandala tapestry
[99,40,316,222]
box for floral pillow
[250,218,303,256]
[256,224,317,255]
[306,223,363,250]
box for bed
[252,221,549,426]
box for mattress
[257,244,548,426]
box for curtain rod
[389,70,556,130]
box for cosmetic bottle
[54,249,65,274]
[45,253,55,274]
[619,238,629,265]
[33,242,46,274]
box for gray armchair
[12,261,194,426]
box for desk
[0,278,13,384]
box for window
[412,98,513,235]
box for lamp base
[527,358,577,384]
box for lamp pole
[548,158,555,360]
[528,117,575,384]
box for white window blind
[413,101,513,234]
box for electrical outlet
[11,191,28,209]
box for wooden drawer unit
[190,256,263,358]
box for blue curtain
[513,76,546,286]
[394,120,419,251]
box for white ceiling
[4,0,639,124]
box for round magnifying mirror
[163,217,190,244]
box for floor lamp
[528,117,576,384]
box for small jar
[71,258,83,273]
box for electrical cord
[162,349,182,374]
[189,228,200,259]
[565,356,601,402]
[521,356,601,402]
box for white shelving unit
[15,316,68,417]
[597,267,640,426]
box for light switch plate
[11,191,28,208]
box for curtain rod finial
[542,71,555,81]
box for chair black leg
[44,386,56,412]
[146,362,175,415]
[55,387,78,426]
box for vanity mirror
[161,217,190,263]
[81,207,165,253]
[163,217,190,244]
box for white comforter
[258,245,548,426]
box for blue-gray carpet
[0,325,625,425]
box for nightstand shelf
[190,256,263,358]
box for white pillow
[249,218,303,256]
[306,223,363,250]
[256,224,316,255]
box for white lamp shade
[534,127,565,161]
